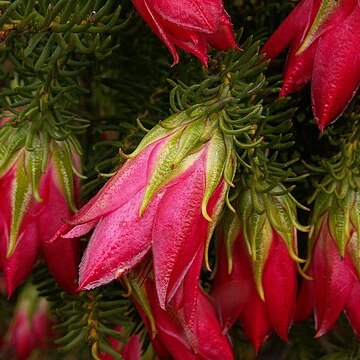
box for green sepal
[202,129,227,221]
[252,217,272,301]
[171,119,206,167]
[223,209,241,274]
[308,189,333,253]
[127,112,188,159]
[298,0,339,54]
[139,132,181,216]
[204,182,228,271]
[350,192,360,238]
[328,189,352,257]
[8,154,32,257]
[27,135,47,203]
[238,188,271,301]
[126,275,156,338]
[52,141,78,213]
[223,135,236,188]
[265,193,303,263]
[0,126,27,175]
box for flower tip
[316,119,326,133]
[314,327,327,339]
[5,277,16,300]
[314,322,332,339]
[170,54,180,67]
[279,87,289,98]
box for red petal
[312,6,360,130]
[261,0,313,61]
[240,293,271,352]
[196,290,234,360]
[68,141,159,226]
[148,0,223,33]
[152,155,206,309]
[345,281,360,338]
[38,167,80,294]
[131,0,180,64]
[279,38,316,96]
[205,12,238,50]
[78,188,161,290]
[263,231,297,342]
[312,223,356,337]
[295,271,315,323]
[212,236,252,333]
[1,222,40,297]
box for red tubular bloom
[296,182,360,337]
[213,226,297,351]
[0,144,80,296]
[296,215,360,337]
[131,272,234,360]
[261,0,360,130]
[211,185,302,351]
[54,111,234,318]
[130,0,238,65]
[3,291,53,360]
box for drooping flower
[261,0,360,130]
[0,123,80,296]
[212,186,304,350]
[53,108,235,318]
[131,0,238,65]
[296,187,360,337]
[2,284,54,360]
[128,262,234,360]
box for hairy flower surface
[131,0,238,65]
[54,110,234,318]
[261,0,360,130]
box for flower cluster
[0,121,80,296]
[2,0,360,358]
[262,0,360,130]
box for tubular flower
[2,285,54,360]
[0,125,80,296]
[296,187,360,337]
[212,186,304,350]
[128,264,234,360]
[261,0,360,130]
[53,108,235,318]
[130,0,238,65]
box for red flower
[54,111,234,316]
[296,212,360,337]
[212,187,302,350]
[213,224,297,350]
[0,142,80,296]
[3,287,54,360]
[261,0,360,130]
[129,267,234,360]
[131,0,238,65]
